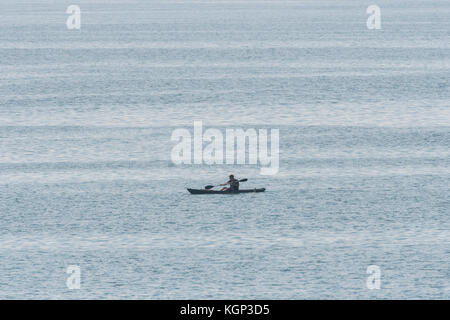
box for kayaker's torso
[228,178,239,191]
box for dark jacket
[228,179,239,191]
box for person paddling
[220,174,240,192]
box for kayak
[187,188,266,194]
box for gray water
[0,0,449,299]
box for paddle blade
[239,178,248,182]
[204,185,215,190]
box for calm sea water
[0,0,449,299]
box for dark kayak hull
[187,188,266,194]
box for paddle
[204,178,247,190]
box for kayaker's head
[229,174,235,180]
